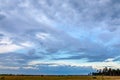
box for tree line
[92,67,120,76]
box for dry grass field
[0,76,120,80]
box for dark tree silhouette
[92,67,120,76]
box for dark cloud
[0,52,43,67]
[0,33,4,37]
[54,54,111,62]
[0,14,5,20]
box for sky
[0,0,120,75]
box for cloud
[0,0,120,74]
[32,64,94,75]
[0,44,22,53]
[0,52,43,70]
[0,64,94,75]
[0,13,5,20]
[0,66,19,70]
[0,36,23,53]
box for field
[0,76,120,80]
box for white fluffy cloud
[0,44,22,53]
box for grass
[0,75,120,80]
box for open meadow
[0,76,120,80]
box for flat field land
[0,75,120,80]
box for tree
[92,67,120,76]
